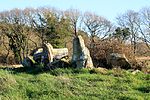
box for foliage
[0,7,150,69]
[33,9,71,48]
[0,8,72,64]
[112,27,130,43]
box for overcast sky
[0,0,150,22]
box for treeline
[0,7,150,65]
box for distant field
[0,67,150,100]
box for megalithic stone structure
[43,43,54,63]
[43,43,68,58]
[43,43,69,63]
[22,43,68,67]
[72,35,94,68]
[22,36,93,69]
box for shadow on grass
[0,67,50,75]
[137,86,150,93]
[0,66,91,75]
[0,64,118,76]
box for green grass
[0,67,150,100]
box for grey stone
[106,53,131,69]
[22,43,69,68]
[72,35,94,68]
[22,56,35,67]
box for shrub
[90,39,137,69]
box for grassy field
[0,67,150,100]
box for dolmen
[22,35,94,69]
[22,43,68,67]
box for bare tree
[83,12,112,48]
[65,9,81,36]
[116,10,140,54]
[137,7,150,49]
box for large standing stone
[72,35,94,68]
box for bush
[90,39,136,69]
